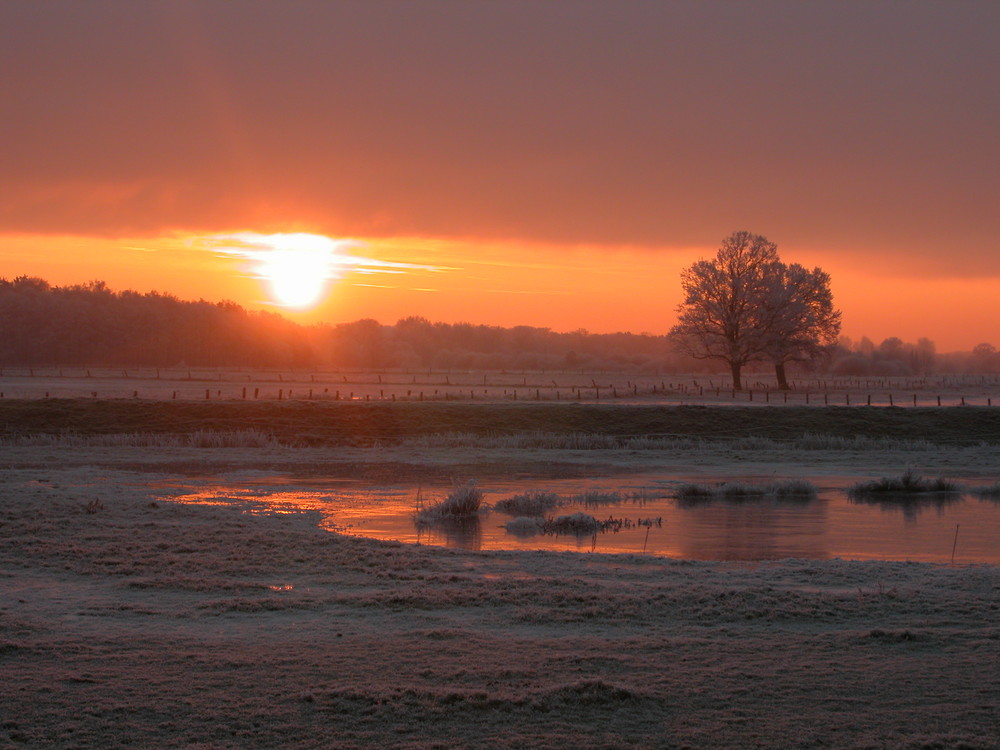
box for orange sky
[1,2,997,351]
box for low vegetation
[543,512,600,535]
[414,481,485,524]
[574,491,626,506]
[674,480,817,503]
[493,491,561,516]
[847,470,959,498]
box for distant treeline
[1,276,996,375]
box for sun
[260,247,330,308]
[209,232,347,309]
[256,233,343,308]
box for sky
[1,1,997,350]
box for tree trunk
[775,361,790,390]
[730,362,743,391]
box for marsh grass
[674,480,817,503]
[847,470,959,499]
[574,491,626,507]
[543,512,600,535]
[414,481,485,524]
[494,491,561,517]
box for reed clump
[574,491,626,507]
[543,512,600,535]
[674,480,817,503]
[414,481,485,524]
[847,470,959,498]
[494,491,561,516]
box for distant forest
[1,276,997,375]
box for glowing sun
[261,247,330,308]
[211,232,348,309]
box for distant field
[1,399,998,446]
[0,366,999,407]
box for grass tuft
[494,491,561,517]
[543,512,600,535]
[414,481,485,524]
[847,469,959,498]
[574,490,626,507]
[674,480,817,503]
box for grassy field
[1,399,999,446]
[2,395,998,748]
[2,468,997,749]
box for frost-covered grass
[0,429,281,448]
[847,470,960,498]
[2,462,998,749]
[414,481,485,523]
[543,512,600,535]
[494,491,561,516]
[406,430,944,452]
[674,480,818,502]
[574,490,626,506]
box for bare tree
[760,263,841,389]
[669,231,780,390]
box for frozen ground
[1,441,998,749]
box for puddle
[158,472,1000,563]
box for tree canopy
[669,231,840,389]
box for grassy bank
[0,399,998,446]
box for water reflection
[417,517,483,551]
[161,475,1000,563]
[675,499,828,561]
[847,493,962,522]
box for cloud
[0,1,997,274]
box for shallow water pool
[161,472,1000,564]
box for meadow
[1,373,998,748]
